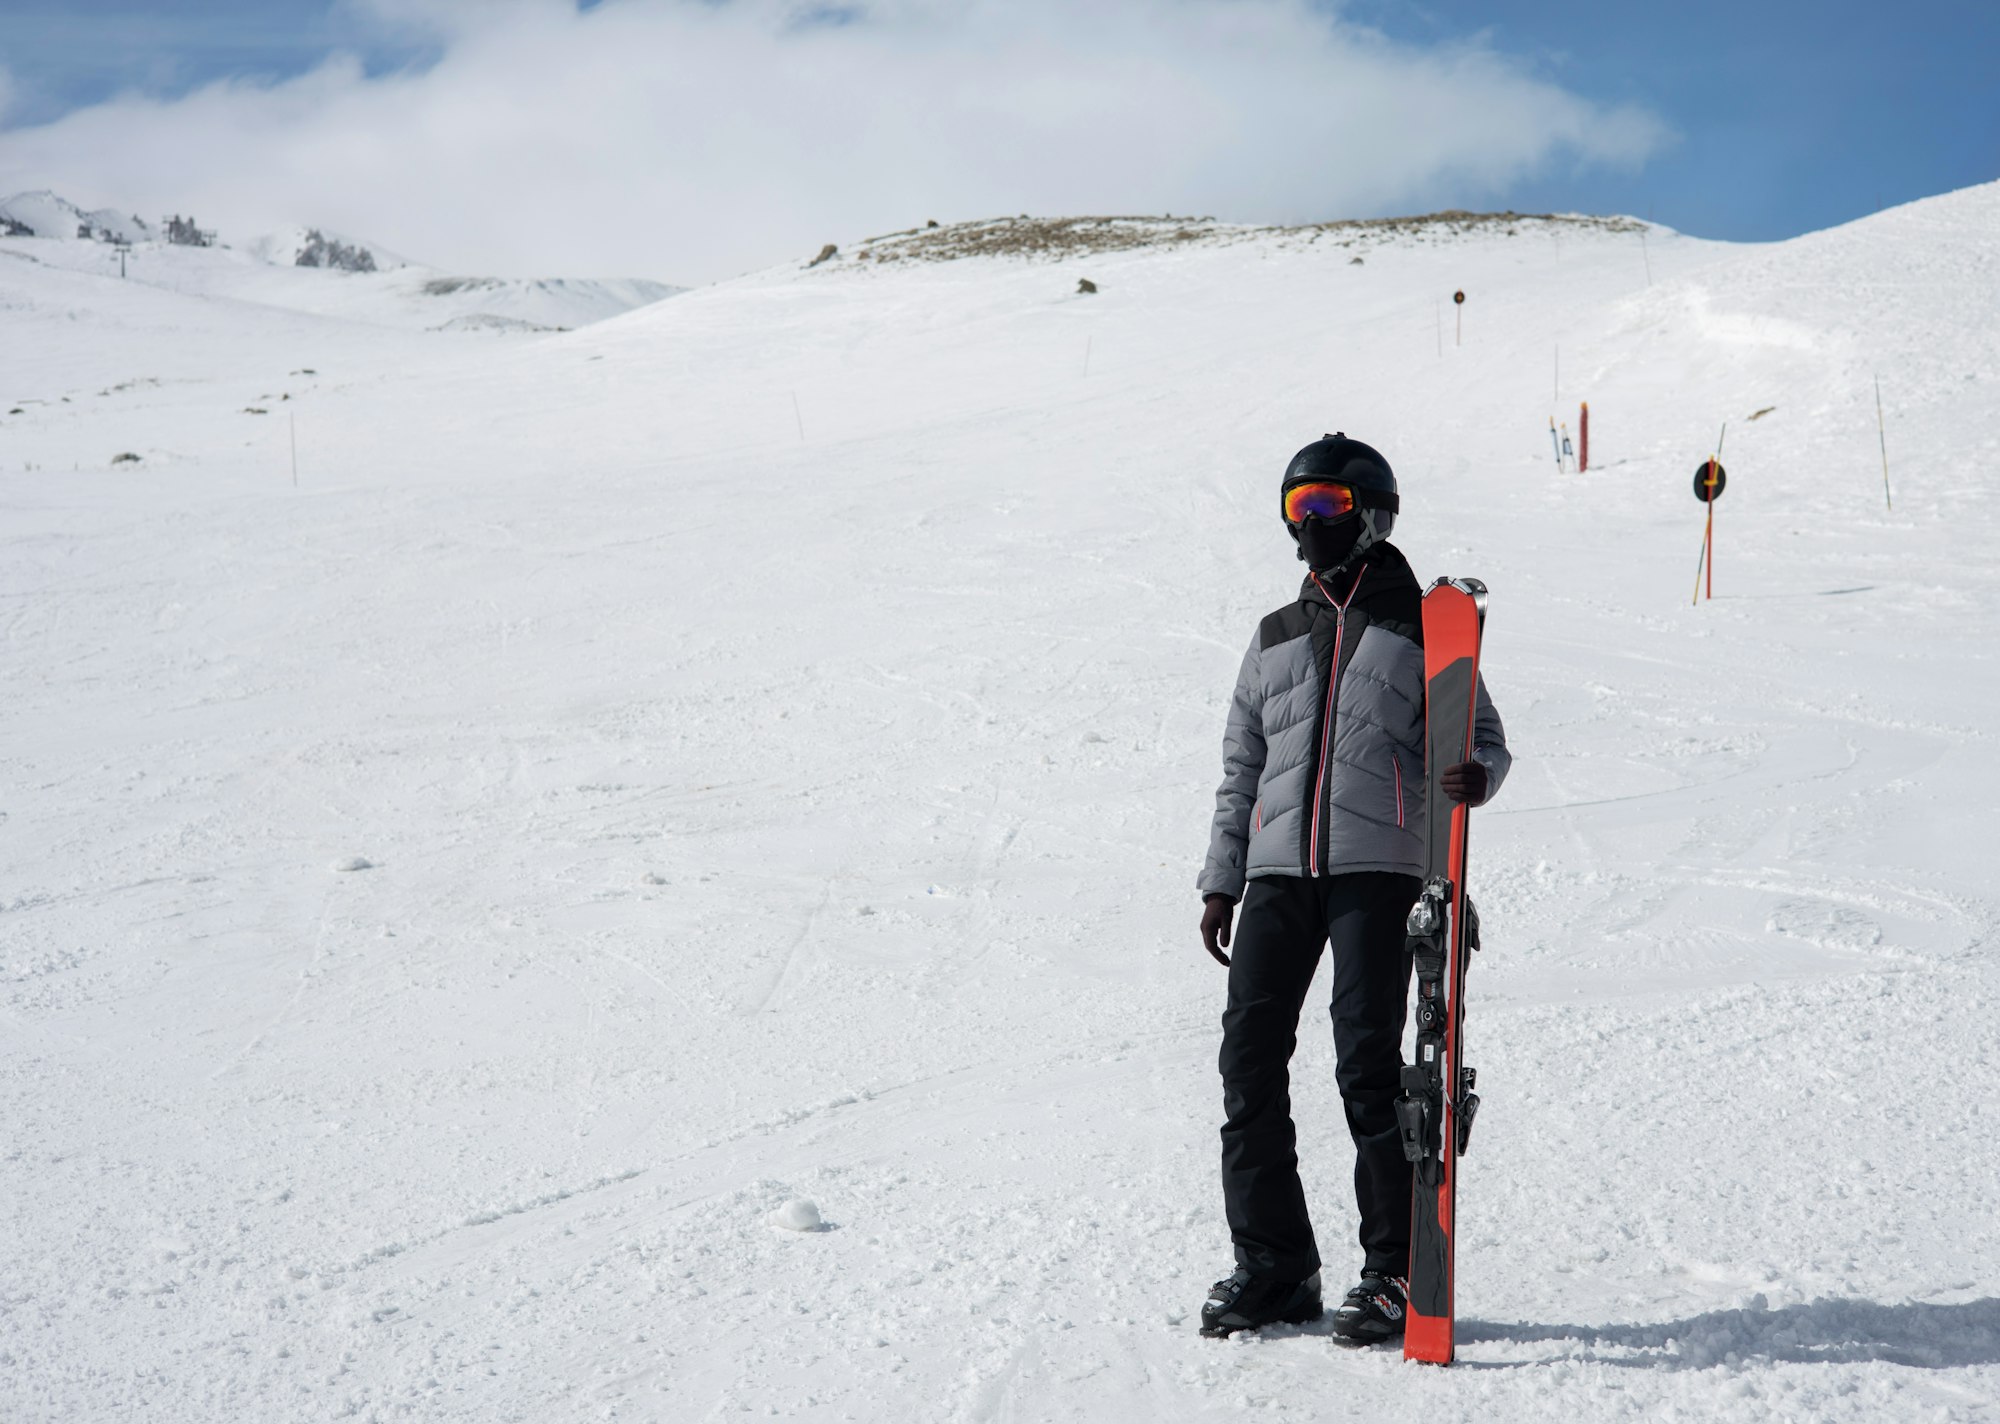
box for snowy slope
[5,186,2000,1422]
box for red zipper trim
[1305,565,1368,876]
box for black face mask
[1296,516,1361,570]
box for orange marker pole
[1692,445,1724,605]
[1705,495,1714,600]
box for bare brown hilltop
[847,209,1647,266]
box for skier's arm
[1197,633,1266,903]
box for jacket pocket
[1390,754,1405,828]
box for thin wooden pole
[1874,375,1893,511]
[1708,423,1727,600]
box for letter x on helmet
[1280,431,1399,556]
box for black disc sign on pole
[1452,290,1464,346]
[1693,458,1727,502]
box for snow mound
[770,1198,823,1232]
[413,275,683,331]
[433,312,562,335]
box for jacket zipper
[1306,565,1368,876]
[1392,752,1405,828]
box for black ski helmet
[1281,432,1398,565]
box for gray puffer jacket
[1198,543,1510,901]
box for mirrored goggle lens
[1283,481,1357,524]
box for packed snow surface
[5,185,2000,1421]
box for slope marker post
[1691,423,1727,604]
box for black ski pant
[1219,870,1420,1283]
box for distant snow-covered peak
[0,188,684,329]
[241,225,414,273]
[0,191,407,270]
[0,190,154,244]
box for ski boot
[1329,1270,1408,1346]
[1199,1268,1322,1338]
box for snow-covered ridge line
[0,188,684,333]
[0,189,157,245]
[2,189,406,272]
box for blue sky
[0,1,1992,280]
[1344,0,2000,241]
[0,1,434,119]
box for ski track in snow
[6,190,2000,1420]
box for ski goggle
[1282,481,1358,525]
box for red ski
[1396,577,1488,1365]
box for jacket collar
[1297,541,1416,611]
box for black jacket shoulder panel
[1257,601,1315,649]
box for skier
[1195,433,1511,1344]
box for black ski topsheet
[1399,577,1486,1364]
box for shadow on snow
[1456,1296,2000,1370]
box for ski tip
[1424,576,1489,621]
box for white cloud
[0,0,1669,283]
